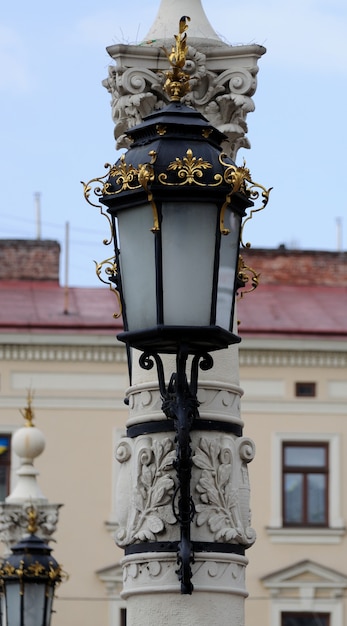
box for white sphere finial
[6,392,47,503]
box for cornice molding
[239,349,347,368]
[0,343,127,363]
[1,342,346,368]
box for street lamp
[0,508,66,626]
[83,17,270,594]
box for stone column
[114,344,255,626]
[106,1,261,624]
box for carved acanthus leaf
[103,45,260,158]
[115,437,177,547]
[193,436,255,546]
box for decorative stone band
[121,550,248,597]
[114,432,255,548]
[126,380,243,428]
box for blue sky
[1,0,346,286]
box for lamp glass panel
[5,583,21,626]
[216,208,241,331]
[44,588,54,626]
[23,582,46,626]
[161,201,217,326]
[117,204,157,331]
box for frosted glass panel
[5,584,21,626]
[216,208,241,330]
[161,202,217,326]
[117,204,157,331]
[24,583,46,626]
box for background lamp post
[0,508,66,626]
[83,17,270,595]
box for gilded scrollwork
[94,256,122,319]
[115,437,177,547]
[192,436,256,546]
[237,255,260,300]
[240,181,272,249]
[81,166,114,245]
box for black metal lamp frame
[135,345,215,594]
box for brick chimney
[241,247,347,287]
[0,240,60,282]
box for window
[0,435,11,500]
[268,433,344,542]
[282,442,328,526]
[282,612,330,626]
[295,382,316,397]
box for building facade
[0,240,346,625]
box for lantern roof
[100,100,254,213]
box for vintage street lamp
[83,17,270,594]
[0,508,66,626]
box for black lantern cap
[100,101,250,210]
[0,533,63,584]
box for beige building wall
[0,333,127,626]
[241,337,347,626]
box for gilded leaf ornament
[109,154,142,193]
[163,16,191,102]
[158,148,223,187]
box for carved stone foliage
[103,44,260,159]
[115,436,177,547]
[0,503,61,554]
[192,435,256,547]
[114,431,256,549]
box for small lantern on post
[0,508,67,626]
[83,16,270,594]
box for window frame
[282,441,329,528]
[281,611,330,626]
[267,433,344,543]
[271,600,339,626]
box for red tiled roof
[0,281,346,338]
[237,284,347,338]
[0,281,122,333]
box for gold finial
[27,506,38,534]
[163,16,191,102]
[20,390,35,427]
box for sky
[1,0,346,287]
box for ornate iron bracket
[139,347,214,594]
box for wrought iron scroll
[139,347,214,594]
